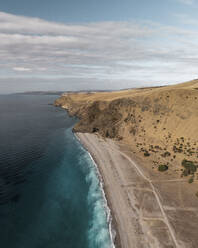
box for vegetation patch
[144,150,150,157]
[181,159,198,177]
[158,164,169,172]
[92,127,99,133]
[188,177,194,184]
[161,151,171,157]
[173,145,183,153]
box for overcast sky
[0,0,198,93]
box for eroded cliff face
[54,83,198,139]
[55,96,139,139]
[54,80,198,178]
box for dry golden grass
[55,79,198,179]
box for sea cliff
[55,80,198,176]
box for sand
[77,133,198,248]
[77,133,174,248]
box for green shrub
[144,151,150,157]
[161,151,171,157]
[181,159,197,176]
[188,177,194,184]
[158,164,168,172]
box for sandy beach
[77,133,198,248]
[76,133,175,248]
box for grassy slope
[55,79,198,179]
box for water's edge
[74,133,116,248]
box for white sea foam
[87,152,116,248]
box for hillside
[55,80,198,182]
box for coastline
[74,133,118,248]
[87,152,117,248]
[75,133,183,248]
[75,133,148,248]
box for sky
[0,0,198,93]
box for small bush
[161,151,171,157]
[158,164,168,172]
[105,130,109,137]
[92,127,99,133]
[181,159,197,176]
[188,177,194,184]
[144,151,150,157]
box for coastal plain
[55,80,198,248]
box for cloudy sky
[0,0,198,93]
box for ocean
[0,94,113,248]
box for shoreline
[74,132,181,248]
[87,152,117,248]
[74,133,118,248]
[75,133,145,248]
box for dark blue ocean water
[0,94,112,248]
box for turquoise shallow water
[0,94,113,248]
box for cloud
[13,67,32,72]
[0,11,198,92]
[176,0,194,5]
[174,13,198,25]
